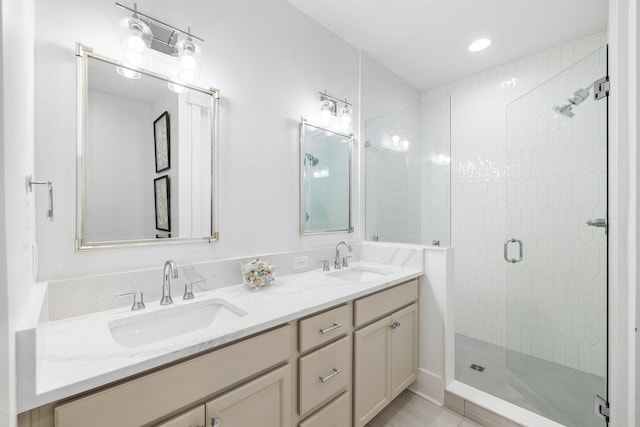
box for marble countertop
[17,262,422,412]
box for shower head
[552,87,591,118]
[305,153,319,166]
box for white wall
[359,52,421,243]
[34,0,360,280]
[0,1,36,427]
[423,32,607,365]
[86,91,155,241]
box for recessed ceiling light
[468,38,492,52]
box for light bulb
[177,39,200,83]
[341,105,352,132]
[180,53,197,70]
[401,140,410,151]
[127,20,147,52]
[391,135,400,144]
[116,66,141,80]
[319,100,334,127]
[127,32,145,52]
[168,82,188,94]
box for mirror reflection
[77,47,218,249]
[300,119,352,235]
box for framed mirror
[76,45,219,249]
[300,118,353,235]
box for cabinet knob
[212,418,221,427]
[389,321,401,330]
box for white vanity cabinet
[296,304,352,426]
[353,281,419,427]
[53,325,291,427]
[20,277,421,427]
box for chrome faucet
[334,241,353,269]
[161,260,179,305]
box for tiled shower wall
[423,32,607,375]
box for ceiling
[285,0,608,91]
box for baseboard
[407,368,444,406]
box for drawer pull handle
[319,368,342,383]
[319,323,342,334]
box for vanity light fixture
[468,38,492,52]
[318,91,352,131]
[115,2,204,83]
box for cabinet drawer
[299,392,350,427]
[354,279,418,327]
[299,336,350,416]
[299,304,350,353]
[55,325,291,427]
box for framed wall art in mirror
[76,44,219,250]
[154,111,170,172]
[299,118,353,235]
[154,175,170,232]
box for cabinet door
[205,364,291,427]
[155,405,205,427]
[298,392,350,427]
[353,316,390,427]
[390,303,418,399]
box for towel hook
[26,175,54,221]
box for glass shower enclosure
[365,97,451,246]
[504,46,608,427]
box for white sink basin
[108,298,247,348]
[326,266,393,282]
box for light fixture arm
[115,2,205,43]
[318,91,352,109]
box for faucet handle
[183,280,204,300]
[342,256,352,268]
[319,260,330,271]
[117,291,145,311]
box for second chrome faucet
[161,260,179,305]
[334,241,353,269]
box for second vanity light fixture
[319,91,353,132]
[115,2,204,92]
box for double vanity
[17,259,423,427]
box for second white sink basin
[327,266,392,282]
[109,298,248,348]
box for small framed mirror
[300,118,353,235]
[76,45,219,249]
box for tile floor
[366,390,482,427]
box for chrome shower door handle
[503,238,523,263]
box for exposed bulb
[116,66,141,80]
[341,105,352,132]
[127,30,145,52]
[391,135,400,144]
[319,100,334,127]
[168,82,188,94]
[179,44,197,70]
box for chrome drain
[470,364,485,372]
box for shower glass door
[505,46,608,427]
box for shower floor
[455,334,606,427]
